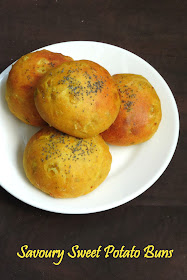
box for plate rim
[0,41,180,214]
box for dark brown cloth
[0,0,186,279]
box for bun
[23,127,112,198]
[34,60,120,138]
[6,49,73,126]
[101,74,162,145]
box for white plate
[0,41,179,214]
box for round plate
[0,41,179,214]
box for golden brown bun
[34,60,120,138]
[6,50,73,126]
[101,74,162,146]
[23,127,112,198]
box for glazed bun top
[101,74,162,146]
[23,127,112,198]
[34,60,120,138]
[6,49,73,126]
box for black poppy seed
[129,94,136,98]
[124,101,134,112]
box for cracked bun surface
[34,60,120,138]
[6,49,73,126]
[23,127,112,198]
[101,74,162,146]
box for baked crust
[23,127,112,198]
[35,60,120,138]
[6,49,73,126]
[101,74,162,146]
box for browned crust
[23,127,112,198]
[101,74,162,146]
[6,49,73,126]
[34,60,120,138]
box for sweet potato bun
[6,50,73,126]
[101,74,162,146]
[34,60,120,138]
[23,127,112,198]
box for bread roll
[34,60,120,138]
[6,49,73,126]
[101,74,162,145]
[23,127,112,198]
